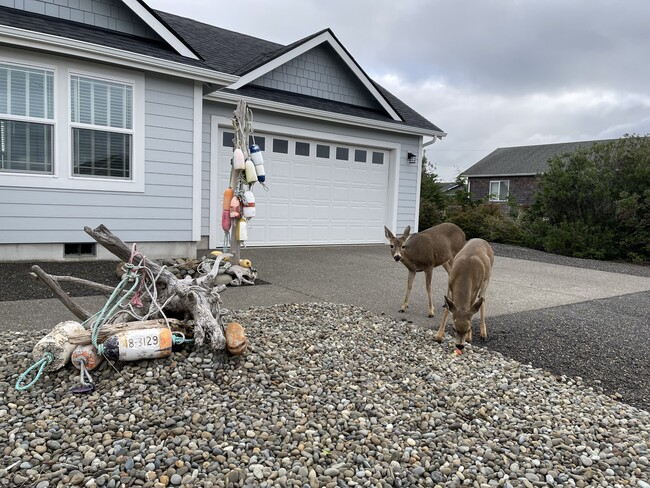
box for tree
[418,153,447,230]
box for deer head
[384,225,411,262]
[444,295,484,349]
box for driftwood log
[83,224,229,350]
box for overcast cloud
[147,0,650,181]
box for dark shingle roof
[462,139,613,177]
[0,6,211,70]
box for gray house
[0,0,445,261]
[462,140,607,206]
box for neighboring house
[461,140,608,206]
[0,0,445,261]
[436,181,463,195]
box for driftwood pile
[30,224,252,352]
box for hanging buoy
[242,190,256,219]
[225,322,247,355]
[222,187,233,231]
[244,158,258,184]
[233,148,245,170]
[236,217,248,241]
[71,345,103,371]
[230,195,241,219]
[102,327,173,362]
[250,145,266,183]
[238,259,252,268]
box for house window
[372,152,384,165]
[0,63,54,174]
[273,138,288,154]
[354,149,367,163]
[71,75,133,179]
[489,180,509,201]
[336,147,349,161]
[316,144,330,158]
[295,141,310,156]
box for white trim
[414,140,423,232]
[192,81,202,241]
[207,90,446,138]
[209,115,400,248]
[1,51,145,192]
[228,31,402,121]
[0,26,236,85]
[122,0,198,60]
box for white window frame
[0,51,145,192]
[489,180,509,202]
[0,60,55,175]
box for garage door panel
[218,129,389,246]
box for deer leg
[400,270,416,312]
[424,268,435,317]
[435,307,448,342]
[442,261,452,275]
[479,299,488,340]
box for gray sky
[148,0,650,181]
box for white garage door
[217,129,390,246]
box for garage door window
[273,138,288,154]
[372,152,384,165]
[336,147,349,161]
[223,131,265,150]
[295,141,310,156]
[316,144,330,158]
[355,149,367,163]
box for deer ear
[469,297,484,315]
[444,295,456,313]
[384,226,394,239]
[402,226,411,238]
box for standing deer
[384,223,466,317]
[435,238,494,351]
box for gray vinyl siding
[250,44,381,110]
[0,0,159,38]
[201,100,420,239]
[0,73,196,244]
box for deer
[384,222,466,318]
[435,238,494,353]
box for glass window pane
[354,149,367,162]
[372,152,384,165]
[0,119,53,174]
[0,64,53,120]
[73,128,131,179]
[10,69,27,117]
[295,141,310,156]
[500,181,509,197]
[222,131,234,147]
[273,138,288,154]
[71,75,132,129]
[336,147,349,160]
[316,144,330,158]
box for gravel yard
[1,302,649,488]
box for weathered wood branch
[31,265,91,322]
[84,224,227,350]
[29,273,116,294]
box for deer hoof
[428,313,435,318]
[398,309,406,313]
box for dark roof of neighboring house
[1,4,443,133]
[437,182,462,193]
[0,6,211,70]
[462,139,612,177]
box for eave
[206,90,446,138]
[0,24,237,85]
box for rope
[15,352,53,391]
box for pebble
[1,303,649,488]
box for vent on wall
[64,243,96,257]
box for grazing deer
[435,238,494,351]
[384,223,466,317]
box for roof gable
[463,139,614,177]
[228,29,402,121]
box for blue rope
[15,352,53,391]
[91,267,141,354]
[172,332,194,345]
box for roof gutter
[423,135,445,147]
[0,24,238,85]
[206,90,447,138]
[461,172,542,178]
